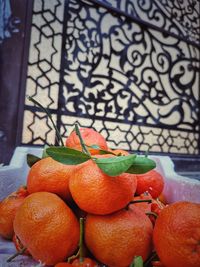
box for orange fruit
[85,205,153,267]
[131,193,166,225]
[135,170,164,198]
[0,186,28,239]
[27,157,75,202]
[153,201,200,267]
[13,192,80,266]
[55,263,72,267]
[65,127,108,155]
[54,258,98,267]
[151,261,166,267]
[69,155,137,215]
[72,258,99,266]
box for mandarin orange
[0,186,28,239]
[27,157,75,202]
[55,258,98,267]
[153,201,200,267]
[151,261,166,267]
[55,263,73,267]
[69,155,137,215]
[135,170,164,198]
[13,192,80,266]
[65,127,108,155]
[85,205,153,267]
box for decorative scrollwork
[95,0,200,44]
[23,0,200,156]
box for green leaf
[46,146,91,165]
[126,157,156,174]
[130,256,143,267]
[95,154,137,176]
[27,154,41,168]
[74,123,91,156]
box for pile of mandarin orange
[0,127,199,267]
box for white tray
[0,147,200,266]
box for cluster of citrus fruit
[0,126,200,267]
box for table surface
[0,237,41,267]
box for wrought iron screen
[22,0,200,159]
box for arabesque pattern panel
[22,0,200,156]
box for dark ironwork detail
[90,0,200,46]
[22,0,200,157]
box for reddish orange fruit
[69,155,137,215]
[72,258,99,266]
[135,170,164,198]
[131,193,166,225]
[27,157,75,202]
[55,263,72,267]
[153,201,200,267]
[0,186,28,239]
[55,258,98,267]
[151,261,166,267]
[85,206,153,267]
[65,127,108,155]
[13,192,80,266]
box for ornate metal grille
[22,0,200,157]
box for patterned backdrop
[22,0,200,155]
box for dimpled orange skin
[69,156,137,215]
[13,192,80,266]
[27,157,75,202]
[55,263,72,267]
[135,170,164,199]
[65,128,108,155]
[85,206,153,267]
[153,201,200,267]
[0,188,28,239]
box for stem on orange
[74,123,91,157]
[129,199,152,204]
[67,218,85,263]
[144,251,157,267]
[67,249,80,263]
[7,247,27,262]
